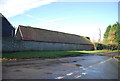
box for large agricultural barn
[16,25,93,45]
[2,13,94,52]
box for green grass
[3,51,81,59]
[2,50,118,59]
[76,50,118,54]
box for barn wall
[2,37,94,52]
[2,15,15,37]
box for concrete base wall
[2,37,94,52]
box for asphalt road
[53,56,118,79]
[2,52,119,79]
[43,55,119,79]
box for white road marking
[66,72,73,76]
[75,75,81,78]
[81,73,87,75]
[99,58,112,64]
[55,76,65,79]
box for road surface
[2,52,119,79]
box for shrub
[95,43,119,50]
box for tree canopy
[103,22,120,44]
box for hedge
[95,43,119,50]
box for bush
[95,43,104,50]
[95,43,119,50]
[106,44,119,50]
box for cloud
[25,14,65,23]
[24,14,66,30]
[48,18,65,22]
[56,0,119,2]
[25,14,48,22]
[0,0,56,18]
[24,14,63,23]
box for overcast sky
[0,0,119,42]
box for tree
[103,22,120,44]
[103,25,111,43]
[104,25,111,39]
[107,29,116,44]
[115,22,120,44]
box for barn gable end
[0,13,15,37]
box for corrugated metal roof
[16,25,93,44]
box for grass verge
[2,50,118,59]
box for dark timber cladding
[16,25,93,45]
[0,13,15,37]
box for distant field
[2,50,118,59]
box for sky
[0,0,119,42]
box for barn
[0,13,15,37]
[2,13,94,52]
[14,25,94,51]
